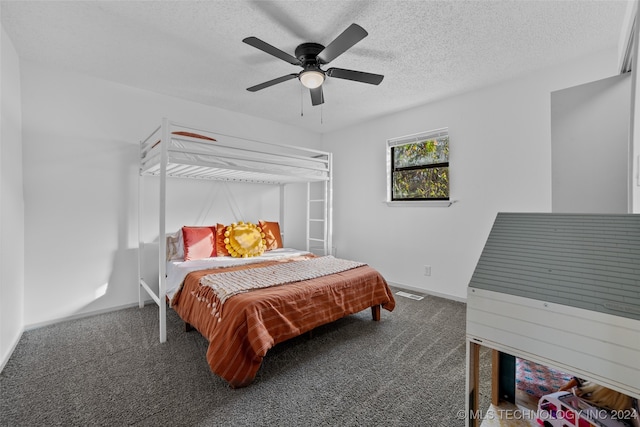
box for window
[387,128,449,202]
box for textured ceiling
[0,0,630,134]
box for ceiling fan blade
[247,74,299,92]
[317,23,368,64]
[326,68,384,85]
[310,86,324,106]
[243,36,301,66]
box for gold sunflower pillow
[224,221,267,258]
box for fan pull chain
[300,85,304,117]
[321,103,323,124]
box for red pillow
[216,223,230,256]
[181,226,217,261]
[172,131,216,141]
[152,131,216,149]
[258,220,283,250]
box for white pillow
[166,230,184,261]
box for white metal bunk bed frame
[138,118,333,342]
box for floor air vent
[395,291,424,301]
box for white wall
[634,75,640,213]
[20,61,321,327]
[632,2,640,213]
[0,27,25,369]
[321,48,620,301]
[551,73,631,213]
[634,69,640,213]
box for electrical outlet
[424,265,431,276]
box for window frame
[386,128,450,203]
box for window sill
[383,200,456,207]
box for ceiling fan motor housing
[295,43,325,70]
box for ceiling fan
[243,23,384,106]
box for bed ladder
[306,179,332,256]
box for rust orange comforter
[171,256,395,388]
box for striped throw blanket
[198,256,366,319]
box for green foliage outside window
[391,136,449,200]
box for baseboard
[387,281,467,303]
[24,298,157,331]
[0,327,24,373]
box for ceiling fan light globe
[300,70,325,89]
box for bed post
[371,305,381,321]
[326,152,333,256]
[158,118,169,343]
[138,139,144,309]
[279,184,285,245]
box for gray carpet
[0,289,491,426]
